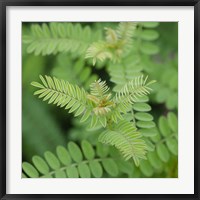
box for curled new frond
[98,120,148,166]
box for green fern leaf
[102,159,119,177]
[89,79,110,98]
[23,23,102,56]
[85,22,137,64]
[31,75,93,118]
[22,140,121,178]
[98,120,147,166]
[115,76,155,105]
[89,160,103,178]
[22,162,39,178]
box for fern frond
[31,75,93,118]
[108,55,143,92]
[115,76,156,105]
[85,41,113,65]
[98,120,147,166]
[22,140,121,178]
[23,23,102,56]
[85,22,137,64]
[116,22,137,54]
[105,28,118,44]
[138,112,178,177]
[31,76,116,128]
[116,22,137,41]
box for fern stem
[155,133,177,146]
[131,109,136,125]
[43,157,114,177]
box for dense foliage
[22,22,178,178]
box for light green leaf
[133,103,151,112]
[80,109,91,123]
[55,170,66,178]
[22,162,39,178]
[89,160,103,178]
[139,160,154,177]
[167,112,178,133]
[166,138,178,156]
[81,140,95,160]
[102,159,118,177]
[136,121,155,129]
[116,160,134,175]
[78,163,91,178]
[140,30,159,41]
[31,81,45,89]
[32,156,49,175]
[156,143,170,163]
[147,151,163,170]
[159,116,171,137]
[140,22,159,28]
[143,138,155,151]
[136,95,149,103]
[96,142,109,158]
[44,151,60,170]
[140,42,159,55]
[66,166,79,178]
[135,112,153,121]
[56,146,72,165]
[140,128,158,137]
[68,142,83,163]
